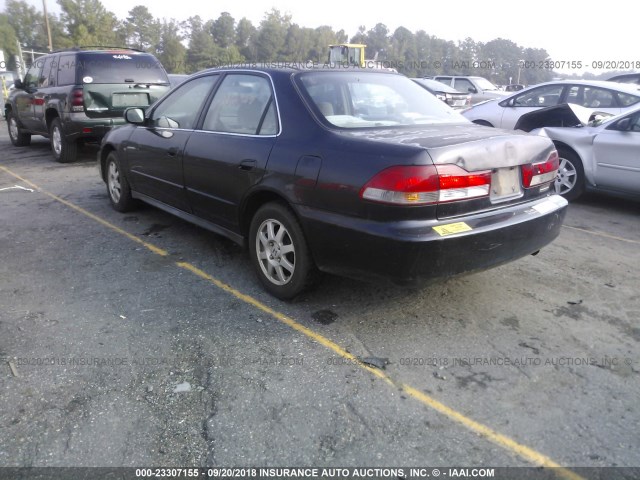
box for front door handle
[167,147,179,157]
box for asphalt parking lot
[0,120,639,478]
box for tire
[553,147,585,201]
[473,120,494,127]
[7,111,31,146]
[50,117,77,163]
[249,202,318,300]
[106,151,136,212]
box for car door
[13,62,42,131]
[591,111,640,195]
[32,55,57,133]
[126,75,219,212]
[501,84,567,129]
[183,73,278,231]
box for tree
[253,9,291,61]
[5,0,49,50]
[235,17,256,61]
[58,0,124,46]
[0,14,19,70]
[157,19,186,73]
[124,5,160,52]
[211,12,235,48]
[390,26,417,75]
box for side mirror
[613,117,631,131]
[14,79,24,89]
[125,107,145,125]
[468,87,477,94]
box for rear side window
[76,53,168,84]
[616,92,640,107]
[202,74,276,135]
[57,54,76,86]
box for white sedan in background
[532,105,640,201]
[463,80,640,130]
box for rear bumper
[299,195,568,284]
[63,113,127,141]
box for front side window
[151,75,217,129]
[38,56,56,88]
[454,78,474,93]
[202,74,276,135]
[514,85,564,107]
[24,63,42,89]
[297,72,466,129]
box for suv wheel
[50,118,77,163]
[7,111,31,146]
[249,202,318,300]
[106,152,135,212]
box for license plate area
[490,166,523,203]
[112,93,150,107]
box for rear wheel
[554,147,585,201]
[50,118,77,163]
[106,151,135,212]
[7,111,31,146]
[249,203,317,300]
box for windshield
[72,53,169,84]
[472,77,500,91]
[296,72,468,128]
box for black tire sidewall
[50,118,76,163]
[106,152,134,212]
[7,112,30,146]
[249,203,314,300]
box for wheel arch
[240,189,297,238]
[99,144,117,182]
[45,107,60,131]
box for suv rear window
[76,53,169,84]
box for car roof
[194,64,401,77]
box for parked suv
[5,48,170,162]
[433,75,508,105]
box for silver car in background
[463,80,640,129]
[533,105,640,201]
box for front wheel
[249,203,317,300]
[50,118,77,163]
[106,152,136,212]
[7,111,31,146]
[553,147,585,201]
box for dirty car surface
[533,105,640,201]
[99,67,568,299]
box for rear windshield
[296,71,467,129]
[74,53,168,84]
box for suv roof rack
[51,46,146,54]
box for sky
[3,0,637,75]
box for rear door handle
[239,159,257,171]
[167,147,179,156]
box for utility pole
[42,0,53,51]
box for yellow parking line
[0,166,169,257]
[563,225,639,245]
[0,164,584,480]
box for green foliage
[0,2,559,83]
[58,0,124,46]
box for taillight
[71,88,84,112]
[360,165,491,205]
[521,151,559,188]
